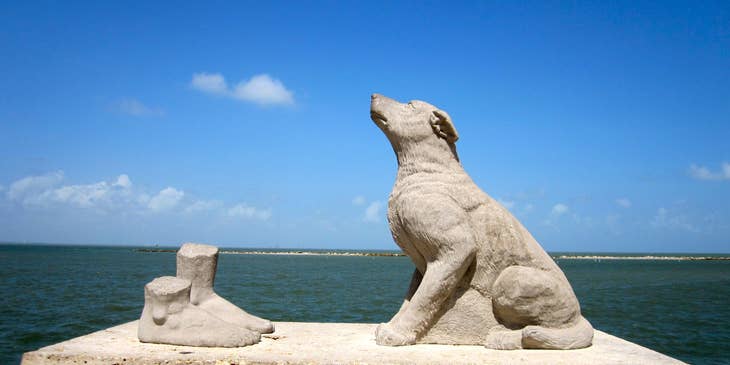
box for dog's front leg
[377,203,476,346]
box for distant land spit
[134,248,730,260]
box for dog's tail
[521,316,594,349]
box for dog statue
[370,94,593,350]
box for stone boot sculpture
[137,276,260,347]
[176,243,274,334]
[370,94,593,350]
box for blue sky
[0,1,728,252]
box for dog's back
[390,160,564,294]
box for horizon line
[1,241,729,255]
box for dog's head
[370,94,458,145]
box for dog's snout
[371,93,380,100]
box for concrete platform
[21,321,685,364]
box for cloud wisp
[651,207,699,233]
[551,203,569,216]
[191,72,294,106]
[542,203,570,229]
[114,98,165,117]
[227,203,272,221]
[352,196,384,223]
[6,171,65,203]
[616,198,632,208]
[3,172,271,220]
[184,199,222,214]
[190,73,227,95]
[689,162,730,181]
[363,201,383,222]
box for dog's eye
[408,102,416,110]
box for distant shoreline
[135,248,406,257]
[223,250,406,257]
[134,248,730,260]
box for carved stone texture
[137,276,260,347]
[369,94,593,350]
[176,242,274,334]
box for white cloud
[4,172,277,224]
[51,181,114,208]
[354,197,386,222]
[7,173,136,209]
[115,99,165,117]
[364,201,383,223]
[114,174,132,189]
[191,72,228,94]
[7,171,64,202]
[184,199,222,214]
[689,162,730,181]
[232,74,294,105]
[551,203,569,216]
[227,203,272,220]
[137,193,151,205]
[543,203,596,230]
[542,203,569,228]
[51,175,128,208]
[148,187,184,212]
[616,198,632,208]
[190,72,294,106]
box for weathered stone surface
[21,321,686,364]
[136,242,274,348]
[370,94,593,349]
[137,276,259,347]
[177,242,274,334]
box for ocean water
[1,245,729,364]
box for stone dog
[370,94,593,350]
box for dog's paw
[485,328,523,350]
[375,322,416,346]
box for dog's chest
[387,175,480,233]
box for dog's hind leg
[490,265,593,349]
[521,316,593,349]
[485,319,593,350]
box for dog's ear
[429,109,459,143]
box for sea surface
[1,244,729,364]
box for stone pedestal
[21,321,685,364]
